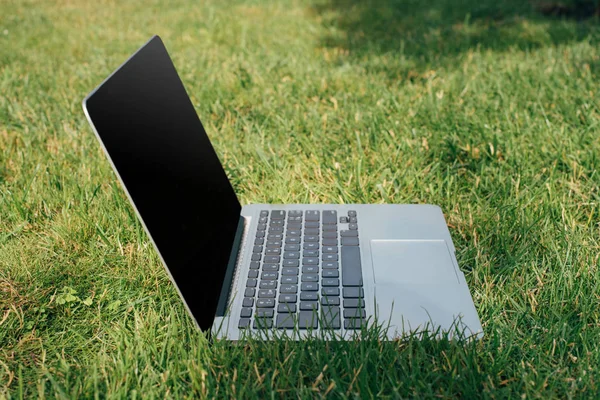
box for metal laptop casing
[212,204,483,340]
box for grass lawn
[1,0,600,397]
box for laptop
[82,35,483,340]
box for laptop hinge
[215,215,246,316]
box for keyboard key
[339,216,349,223]
[305,211,320,221]
[270,220,284,226]
[322,278,339,287]
[280,284,298,293]
[262,263,279,271]
[344,308,366,318]
[276,313,295,328]
[269,226,283,233]
[240,307,252,318]
[300,292,318,301]
[284,244,300,251]
[264,255,280,263]
[244,288,255,297]
[303,250,319,257]
[323,210,337,224]
[266,240,282,247]
[254,238,264,245]
[322,254,338,262]
[289,210,302,217]
[285,237,300,244]
[239,318,250,329]
[265,248,281,255]
[259,281,277,289]
[288,216,302,222]
[281,276,298,284]
[246,278,257,287]
[250,261,260,269]
[256,231,265,238]
[256,309,274,318]
[253,318,273,329]
[298,311,318,329]
[322,231,337,238]
[322,270,339,278]
[287,230,301,237]
[271,210,285,220]
[322,287,340,296]
[282,267,299,276]
[344,318,365,329]
[341,246,363,286]
[287,222,302,229]
[341,237,359,246]
[251,254,261,261]
[321,306,341,329]
[322,224,337,232]
[283,259,299,267]
[278,303,296,313]
[322,238,338,246]
[343,299,365,308]
[301,282,319,291]
[279,294,297,303]
[300,301,318,310]
[340,230,358,237]
[348,210,357,217]
[321,296,340,306]
[303,257,318,265]
[242,298,254,307]
[304,235,319,242]
[349,217,357,223]
[284,251,300,259]
[261,272,278,280]
[258,289,276,298]
[260,210,269,217]
[343,287,364,298]
[257,223,267,231]
[256,298,275,308]
[305,228,319,235]
[268,233,283,240]
[248,270,259,279]
[302,265,318,274]
[322,261,338,269]
[303,242,319,250]
[323,246,337,253]
[349,223,358,230]
[301,274,319,282]
[305,221,320,228]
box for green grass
[1,0,600,397]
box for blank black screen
[84,36,241,331]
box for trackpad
[370,240,460,285]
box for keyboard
[238,210,365,331]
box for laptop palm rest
[370,240,468,333]
[370,240,460,285]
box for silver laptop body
[82,35,483,341]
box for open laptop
[82,35,483,340]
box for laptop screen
[83,36,241,331]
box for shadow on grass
[313,0,597,75]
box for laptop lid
[83,36,241,331]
